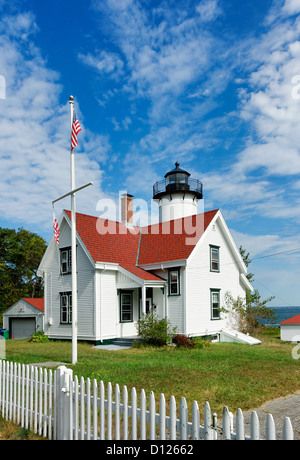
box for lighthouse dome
[153,162,203,223]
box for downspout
[160,264,168,319]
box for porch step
[112,337,141,347]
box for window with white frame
[210,289,221,320]
[210,245,220,272]
[120,291,133,322]
[60,247,72,274]
[168,268,180,295]
[60,292,72,324]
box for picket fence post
[55,365,73,440]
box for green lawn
[3,328,300,416]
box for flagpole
[69,95,78,365]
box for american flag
[53,211,60,244]
[71,111,81,150]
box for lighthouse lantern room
[153,162,203,223]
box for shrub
[137,311,176,347]
[29,330,49,343]
[191,336,211,349]
[172,334,195,348]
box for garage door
[11,318,36,339]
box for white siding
[167,268,185,334]
[97,269,118,340]
[185,216,246,336]
[43,219,95,341]
[280,325,300,342]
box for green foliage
[0,227,46,326]
[28,330,49,343]
[223,290,276,334]
[137,311,177,347]
[191,336,212,349]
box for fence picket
[93,379,98,440]
[250,411,260,440]
[131,387,137,440]
[204,401,212,440]
[179,397,188,440]
[115,384,120,440]
[80,376,85,440]
[123,385,128,440]
[192,400,200,440]
[74,375,79,440]
[149,391,156,440]
[169,395,176,440]
[107,382,112,440]
[236,408,245,440]
[266,413,276,440]
[159,393,166,440]
[99,380,105,440]
[282,417,293,440]
[0,360,296,441]
[48,369,53,440]
[140,389,146,440]
[86,378,91,440]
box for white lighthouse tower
[153,162,203,223]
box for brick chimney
[121,193,134,225]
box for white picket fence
[0,359,294,440]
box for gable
[4,298,44,315]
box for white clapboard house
[37,163,259,345]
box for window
[168,268,180,295]
[60,247,72,274]
[210,289,221,320]
[60,292,72,324]
[120,292,133,322]
[210,245,220,272]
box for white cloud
[0,13,109,236]
[78,50,124,78]
[196,0,221,23]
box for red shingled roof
[138,210,218,265]
[64,209,219,281]
[280,314,300,325]
[22,298,44,312]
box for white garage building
[3,298,44,339]
[280,314,300,342]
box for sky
[0,0,300,306]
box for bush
[29,330,49,343]
[172,334,195,348]
[191,336,211,349]
[137,311,176,347]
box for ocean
[264,306,300,326]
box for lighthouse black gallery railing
[153,178,203,199]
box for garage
[10,318,36,339]
[3,298,44,339]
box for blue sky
[0,0,300,306]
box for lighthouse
[153,162,203,223]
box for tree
[0,227,47,323]
[222,246,277,334]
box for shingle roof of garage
[22,298,44,312]
[280,314,300,324]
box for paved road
[235,391,300,440]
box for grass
[0,416,45,440]
[3,327,300,417]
